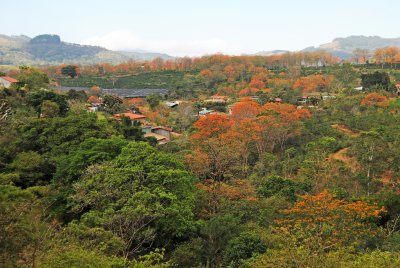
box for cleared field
[58,70,191,89]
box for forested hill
[2,57,400,267]
[0,34,173,65]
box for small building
[297,96,309,105]
[114,112,146,124]
[165,101,179,108]
[199,107,214,116]
[205,95,229,103]
[0,76,18,88]
[87,102,102,112]
[354,86,363,91]
[141,125,153,134]
[321,95,337,101]
[144,132,169,144]
[152,126,172,140]
[142,125,174,144]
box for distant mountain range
[302,35,400,59]
[0,34,173,65]
[256,36,400,59]
[1,34,400,65]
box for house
[0,76,18,88]
[114,112,146,124]
[166,101,179,108]
[297,96,309,105]
[251,96,260,102]
[142,125,174,144]
[354,86,363,91]
[144,132,169,144]
[205,95,229,103]
[87,103,102,112]
[198,107,214,116]
[152,126,173,140]
[321,95,336,101]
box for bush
[223,232,266,267]
[257,175,310,202]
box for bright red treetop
[191,113,234,141]
[231,98,261,122]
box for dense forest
[1,50,400,267]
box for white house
[199,108,214,116]
[0,76,18,88]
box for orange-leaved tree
[292,74,333,93]
[275,191,385,252]
[186,114,244,214]
[230,98,261,122]
[86,95,101,104]
[191,113,234,141]
[187,113,243,181]
[259,103,311,152]
[361,92,389,108]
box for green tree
[41,100,60,118]
[39,247,125,268]
[0,184,51,267]
[332,63,359,90]
[0,184,36,266]
[172,215,241,267]
[223,232,266,267]
[70,142,196,260]
[17,66,49,90]
[146,94,162,110]
[55,137,129,185]
[26,89,69,117]
[102,94,124,114]
[66,89,87,102]
[9,151,50,187]
[119,116,146,141]
[256,175,310,202]
[17,111,117,160]
[361,71,390,90]
[353,130,390,196]
[61,65,78,78]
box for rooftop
[0,76,18,83]
[144,132,168,141]
[114,112,146,120]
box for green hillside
[59,70,190,89]
[0,34,173,65]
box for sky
[1,0,399,56]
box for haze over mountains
[304,35,400,59]
[0,34,173,65]
[1,34,400,65]
[256,35,400,59]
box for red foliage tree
[361,92,389,108]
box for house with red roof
[0,76,18,88]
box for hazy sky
[1,0,399,56]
